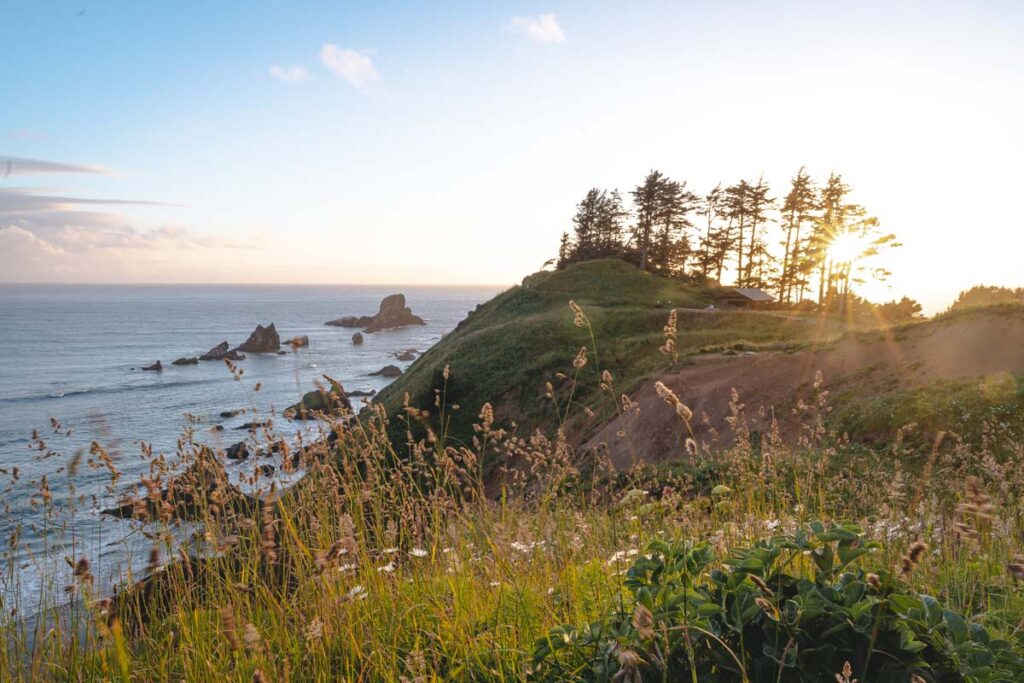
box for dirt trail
[583,308,1024,469]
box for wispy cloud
[319,44,378,88]
[505,13,566,44]
[0,155,111,177]
[0,156,255,280]
[0,187,244,253]
[269,64,311,83]
[0,187,174,213]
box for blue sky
[1,1,1023,311]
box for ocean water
[0,283,500,603]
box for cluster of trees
[949,286,1024,311]
[557,168,900,311]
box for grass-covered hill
[375,259,847,461]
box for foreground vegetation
[2,291,1024,682]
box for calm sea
[0,283,500,604]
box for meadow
[3,289,1024,682]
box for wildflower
[377,562,396,573]
[305,616,324,643]
[573,346,588,370]
[755,597,778,619]
[866,573,882,590]
[569,300,588,328]
[220,608,241,650]
[384,547,399,554]
[1007,555,1024,582]
[902,541,928,574]
[835,660,858,683]
[615,649,643,683]
[478,403,494,433]
[409,547,428,558]
[748,573,774,597]
[346,585,367,601]
[631,604,655,639]
[243,622,263,654]
[654,381,692,422]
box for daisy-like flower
[409,548,429,558]
[377,562,396,573]
[346,585,367,600]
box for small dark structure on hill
[720,287,775,308]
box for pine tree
[778,168,818,303]
[631,171,664,271]
[723,180,753,284]
[698,183,723,279]
[743,176,774,287]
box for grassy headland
[4,260,1024,682]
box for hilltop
[378,260,1024,477]
[375,259,849,467]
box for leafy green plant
[532,522,1024,682]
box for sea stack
[234,323,281,353]
[326,294,426,333]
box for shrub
[532,522,1024,682]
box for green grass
[377,259,846,459]
[5,262,1024,681]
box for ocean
[0,283,501,605]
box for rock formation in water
[369,364,402,378]
[234,323,281,353]
[326,294,426,333]
[199,341,245,362]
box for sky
[1,1,1022,312]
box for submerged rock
[352,332,364,345]
[234,323,281,354]
[284,335,309,348]
[172,357,198,366]
[369,364,402,378]
[394,348,417,361]
[142,361,163,372]
[326,294,425,333]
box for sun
[829,232,866,264]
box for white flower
[337,563,357,573]
[383,547,399,555]
[347,585,367,600]
[377,562,396,573]
[409,548,428,558]
[511,541,536,554]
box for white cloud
[0,155,110,177]
[269,64,311,83]
[319,44,378,88]
[506,13,566,44]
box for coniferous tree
[698,183,723,279]
[650,179,700,275]
[723,180,753,284]
[743,176,774,287]
[778,168,818,302]
[631,171,665,271]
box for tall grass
[1,303,1023,681]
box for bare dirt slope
[583,307,1024,469]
